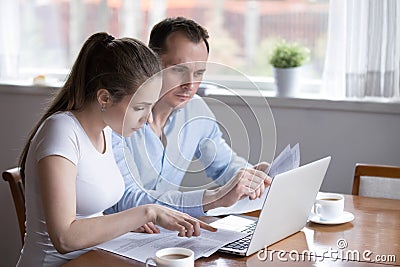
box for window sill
[0,80,60,96]
[1,82,399,115]
[201,87,400,115]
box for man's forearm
[106,187,207,217]
[202,188,224,212]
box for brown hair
[19,32,161,178]
[149,16,209,56]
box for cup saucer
[308,211,355,225]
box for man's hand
[203,163,272,211]
[252,161,271,198]
[253,161,270,172]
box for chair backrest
[352,163,400,200]
[2,167,25,244]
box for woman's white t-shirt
[17,111,125,267]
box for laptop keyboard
[224,221,257,250]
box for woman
[17,32,215,266]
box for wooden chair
[352,163,400,200]
[2,167,25,244]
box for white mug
[145,247,194,267]
[314,193,344,221]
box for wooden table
[63,195,400,266]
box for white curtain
[0,0,20,80]
[323,0,400,99]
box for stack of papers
[206,144,300,216]
[96,228,247,263]
[267,143,300,178]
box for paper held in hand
[206,144,300,216]
[267,143,300,178]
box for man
[106,17,271,219]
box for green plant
[269,39,310,68]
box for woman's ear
[97,89,110,112]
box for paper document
[206,144,300,216]
[210,215,256,232]
[96,228,247,263]
[267,143,300,178]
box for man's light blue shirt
[105,95,249,217]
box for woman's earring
[101,105,106,112]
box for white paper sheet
[96,228,247,263]
[267,143,300,178]
[210,215,256,232]
[206,144,300,216]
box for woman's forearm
[50,205,154,254]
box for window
[0,0,329,91]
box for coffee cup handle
[145,257,156,266]
[314,203,322,215]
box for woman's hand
[146,205,217,237]
[132,222,160,234]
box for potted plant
[269,39,310,97]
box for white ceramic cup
[145,247,194,267]
[314,193,344,221]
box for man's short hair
[149,16,209,55]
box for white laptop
[214,156,331,256]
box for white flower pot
[273,66,302,97]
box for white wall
[1,85,399,266]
